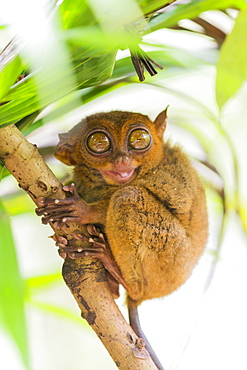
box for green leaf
[29,300,90,327]
[139,0,171,15]
[21,42,218,133]
[113,45,216,78]
[147,0,247,32]
[216,7,247,108]
[239,206,247,234]
[59,0,95,29]
[0,55,24,101]
[0,0,119,128]
[0,46,117,127]
[0,199,29,369]
[25,273,90,327]
[2,192,34,216]
[22,82,127,135]
[0,163,10,180]
[25,273,62,293]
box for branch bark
[0,124,157,369]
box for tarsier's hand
[35,184,90,227]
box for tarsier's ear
[153,106,168,139]
[54,133,78,166]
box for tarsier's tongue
[101,167,136,185]
[117,170,134,179]
[107,169,135,182]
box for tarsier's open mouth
[102,169,136,184]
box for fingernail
[59,251,67,259]
[58,236,68,244]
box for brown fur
[55,109,208,306]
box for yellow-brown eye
[87,132,111,153]
[129,129,151,150]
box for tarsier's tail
[128,298,165,370]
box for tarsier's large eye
[87,132,111,153]
[129,129,151,150]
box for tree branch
[0,124,157,369]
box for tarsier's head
[55,109,168,185]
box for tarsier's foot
[52,224,128,292]
[53,225,105,260]
[51,230,90,259]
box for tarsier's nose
[114,153,131,166]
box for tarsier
[36,109,208,370]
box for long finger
[37,198,76,209]
[36,205,74,216]
[63,183,79,197]
[41,214,81,224]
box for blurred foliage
[0,199,28,368]
[0,0,247,369]
[216,7,247,107]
